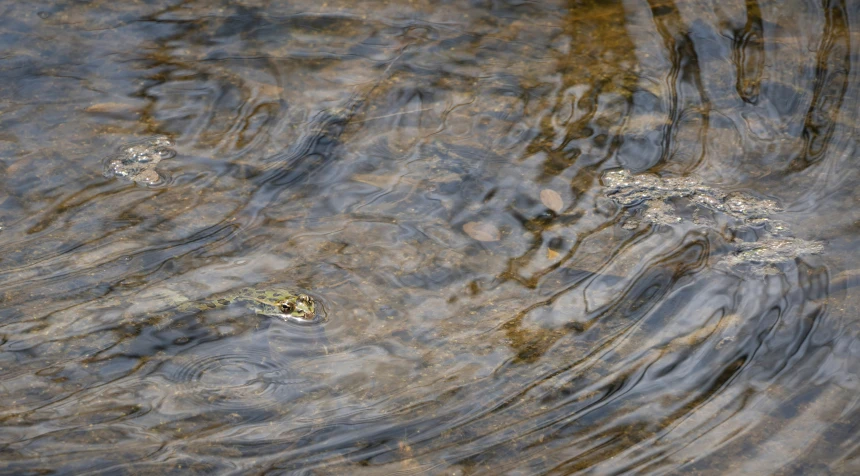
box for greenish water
[0,0,858,474]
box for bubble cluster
[103,136,176,186]
[602,169,823,270]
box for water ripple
[0,0,858,473]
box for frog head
[278,294,316,321]
[233,288,316,321]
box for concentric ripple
[155,340,309,417]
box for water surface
[1,0,858,474]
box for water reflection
[731,0,765,104]
[0,0,858,473]
[791,0,851,172]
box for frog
[170,287,317,322]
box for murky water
[1,0,858,474]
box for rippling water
[1,0,858,474]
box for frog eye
[280,301,295,314]
[297,294,313,305]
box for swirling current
[0,1,858,474]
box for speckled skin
[176,288,316,321]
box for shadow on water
[0,0,858,473]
